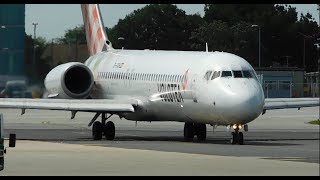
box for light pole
[298,32,312,69]
[32,23,38,79]
[252,24,261,67]
[282,55,292,67]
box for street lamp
[298,32,313,69]
[282,55,292,67]
[251,24,261,67]
[32,23,38,80]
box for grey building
[0,4,25,76]
[305,71,319,97]
[255,67,305,98]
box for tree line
[28,4,320,80]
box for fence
[262,82,319,98]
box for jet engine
[44,62,94,99]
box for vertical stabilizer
[81,4,112,56]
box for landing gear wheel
[231,132,238,144]
[92,121,103,140]
[184,123,194,141]
[0,157,4,171]
[238,132,244,145]
[104,121,115,140]
[196,124,207,142]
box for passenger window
[221,71,232,77]
[204,71,213,81]
[233,71,243,78]
[211,71,220,80]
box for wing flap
[264,98,319,110]
[0,98,136,112]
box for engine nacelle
[44,62,94,99]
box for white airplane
[0,4,319,145]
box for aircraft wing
[264,98,320,110]
[0,98,137,113]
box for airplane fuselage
[85,49,265,126]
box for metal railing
[262,82,319,98]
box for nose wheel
[231,132,244,145]
[230,124,244,145]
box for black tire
[184,123,194,141]
[0,157,4,171]
[231,132,238,144]
[238,132,244,145]
[196,124,207,142]
[92,121,103,140]
[105,121,115,140]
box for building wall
[0,4,25,76]
[256,70,304,98]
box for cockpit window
[211,71,220,80]
[204,71,213,80]
[233,71,243,78]
[221,71,232,77]
[243,71,252,78]
[250,70,258,80]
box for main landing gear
[184,122,207,142]
[230,124,247,145]
[89,113,115,140]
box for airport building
[256,67,305,98]
[0,5,25,75]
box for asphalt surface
[0,107,319,175]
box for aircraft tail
[81,4,112,56]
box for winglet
[81,4,113,56]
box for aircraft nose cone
[219,81,264,124]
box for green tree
[202,4,319,71]
[57,25,87,44]
[110,4,203,51]
[25,34,50,82]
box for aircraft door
[191,74,198,103]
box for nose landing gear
[230,124,245,145]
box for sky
[25,4,319,41]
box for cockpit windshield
[206,70,257,80]
[221,71,232,77]
[233,71,243,78]
[211,71,220,80]
[242,70,252,78]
